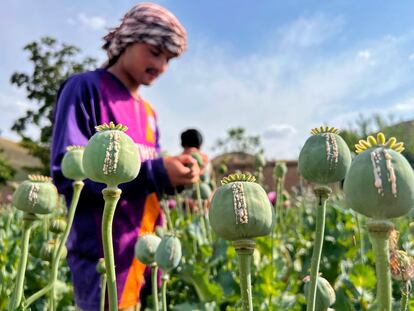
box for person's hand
[163,154,200,187]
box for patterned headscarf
[102,2,187,65]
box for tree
[0,150,15,185]
[213,127,262,155]
[10,36,97,174]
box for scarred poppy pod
[298,126,351,184]
[192,182,212,200]
[344,133,414,219]
[82,122,141,188]
[209,173,274,241]
[134,233,161,265]
[12,175,58,214]
[304,276,336,310]
[61,146,86,181]
[155,235,182,272]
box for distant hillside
[0,137,41,181]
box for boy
[51,3,199,310]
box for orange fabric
[143,101,156,144]
[119,193,161,308]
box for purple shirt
[51,69,171,310]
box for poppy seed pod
[49,217,67,235]
[61,146,86,181]
[304,276,336,310]
[134,234,162,265]
[41,240,67,262]
[209,173,274,241]
[218,163,228,175]
[82,122,141,188]
[191,152,204,168]
[274,161,288,179]
[192,182,212,200]
[344,133,414,219]
[299,126,351,184]
[254,152,266,168]
[12,175,58,215]
[96,258,106,274]
[155,235,182,272]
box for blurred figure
[180,128,209,171]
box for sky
[2,1,414,160]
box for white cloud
[263,124,297,139]
[143,31,414,160]
[409,53,414,61]
[278,13,344,48]
[75,13,106,31]
[394,97,414,111]
[357,50,371,60]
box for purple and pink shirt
[51,68,171,310]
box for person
[180,128,209,170]
[50,3,199,310]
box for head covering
[102,2,187,65]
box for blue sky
[2,1,414,160]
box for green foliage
[2,173,414,310]
[10,36,97,174]
[0,149,15,185]
[213,127,262,155]
[0,204,73,310]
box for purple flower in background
[168,199,177,209]
[267,191,276,205]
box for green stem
[234,239,255,311]
[102,187,122,311]
[355,213,366,264]
[400,281,411,311]
[367,220,394,311]
[8,214,36,310]
[24,181,84,308]
[161,274,169,311]
[306,185,331,311]
[100,273,107,311]
[161,200,173,231]
[152,265,159,311]
[49,237,60,311]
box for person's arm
[50,75,194,202]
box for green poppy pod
[41,240,67,262]
[298,126,351,184]
[254,152,266,168]
[192,182,212,200]
[274,162,288,179]
[218,163,228,175]
[134,233,161,265]
[304,276,336,310]
[209,173,274,241]
[191,152,204,168]
[155,235,182,272]
[82,122,141,188]
[344,133,414,219]
[96,258,106,274]
[12,175,58,215]
[61,146,86,181]
[49,217,67,235]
